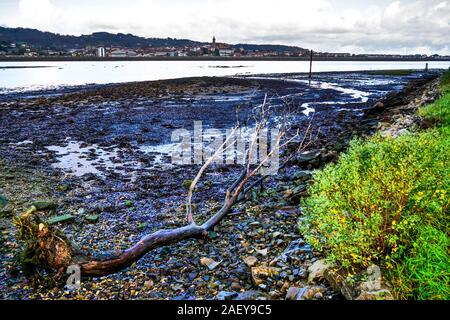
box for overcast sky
[0,0,449,54]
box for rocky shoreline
[0,70,442,300]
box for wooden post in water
[309,50,313,85]
[425,63,429,72]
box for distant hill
[0,27,307,52]
[234,43,307,53]
[0,27,201,49]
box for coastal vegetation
[300,70,450,300]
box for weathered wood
[78,195,237,277]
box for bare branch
[186,126,238,224]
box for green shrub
[300,129,449,297]
[300,71,450,299]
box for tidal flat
[0,70,441,300]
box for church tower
[212,36,216,46]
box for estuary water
[1,60,449,92]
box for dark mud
[0,70,442,300]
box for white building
[219,49,234,57]
[96,47,106,57]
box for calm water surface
[1,60,449,92]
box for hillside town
[0,36,307,58]
[1,35,450,60]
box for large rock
[353,265,394,300]
[308,259,331,284]
[325,265,394,300]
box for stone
[293,170,313,182]
[233,267,248,280]
[296,151,321,165]
[144,280,154,289]
[286,287,301,300]
[296,268,308,279]
[356,289,394,300]
[243,256,258,267]
[231,282,241,290]
[32,201,57,211]
[314,292,324,299]
[275,206,299,217]
[271,231,282,239]
[200,257,221,270]
[46,214,75,225]
[269,291,281,299]
[307,259,331,284]
[325,265,394,300]
[255,248,268,256]
[251,266,279,286]
[235,291,265,300]
[85,214,99,223]
[280,239,312,262]
[297,286,327,300]
[353,265,395,300]
[188,272,198,281]
[286,286,326,300]
[281,282,290,292]
[216,291,238,300]
[258,284,268,290]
